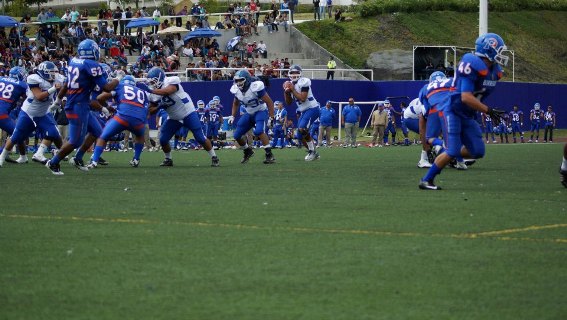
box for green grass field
[1,143,566,319]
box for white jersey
[148,76,195,120]
[403,98,425,120]
[292,77,319,112]
[21,74,54,117]
[230,80,267,115]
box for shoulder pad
[409,97,422,108]
[297,77,311,87]
[461,53,489,77]
[164,76,181,86]
[27,74,43,85]
[250,80,265,92]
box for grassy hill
[295,10,567,83]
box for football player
[403,97,430,167]
[420,33,508,190]
[88,76,149,168]
[0,62,64,168]
[481,112,496,143]
[509,105,524,143]
[271,100,287,148]
[0,67,29,166]
[46,39,119,175]
[561,143,567,188]
[382,100,396,146]
[283,64,320,161]
[529,102,543,143]
[146,67,219,167]
[230,69,275,164]
[207,99,223,148]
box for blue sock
[51,154,61,165]
[75,149,85,161]
[133,143,143,161]
[92,145,104,163]
[422,163,442,183]
[431,138,443,146]
[174,138,179,149]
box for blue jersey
[197,108,208,124]
[274,108,287,127]
[483,113,492,124]
[509,110,523,123]
[113,84,149,122]
[342,105,361,123]
[419,77,454,116]
[320,107,335,126]
[447,53,503,118]
[157,109,168,126]
[0,77,27,114]
[530,109,542,123]
[208,107,221,124]
[66,57,108,107]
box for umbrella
[41,17,67,25]
[126,18,160,29]
[0,15,19,27]
[157,26,189,34]
[226,36,241,51]
[183,28,221,41]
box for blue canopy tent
[183,28,221,41]
[0,16,21,54]
[126,18,160,29]
[0,15,19,27]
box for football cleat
[160,158,173,167]
[87,161,98,169]
[32,154,48,165]
[211,156,220,167]
[4,156,17,164]
[305,150,320,161]
[241,148,254,164]
[16,156,28,164]
[129,159,140,167]
[417,159,432,168]
[561,168,567,188]
[419,180,441,190]
[455,161,468,170]
[45,160,64,175]
[98,157,109,166]
[70,157,89,172]
[464,159,476,167]
[263,153,276,164]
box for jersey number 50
[124,86,146,105]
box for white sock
[164,152,171,159]
[306,140,315,151]
[18,154,28,161]
[0,148,7,162]
[35,143,47,157]
[208,149,216,157]
[421,150,428,161]
[562,157,567,171]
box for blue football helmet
[384,99,391,107]
[213,95,220,104]
[121,75,136,87]
[233,69,252,91]
[9,66,27,81]
[78,39,100,61]
[274,100,282,106]
[37,61,58,82]
[429,71,447,83]
[147,67,166,89]
[474,33,508,66]
[288,64,302,83]
[534,103,540,110]
[197,100,205,109]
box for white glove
[228,117,234,126]
[47,87,57,95]
[101,107,111,118]
[48,97,62,113]
[267,117,274,128]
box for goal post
[329,100,384,142]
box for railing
[165,67,373,82]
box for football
[283,81,293,92]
